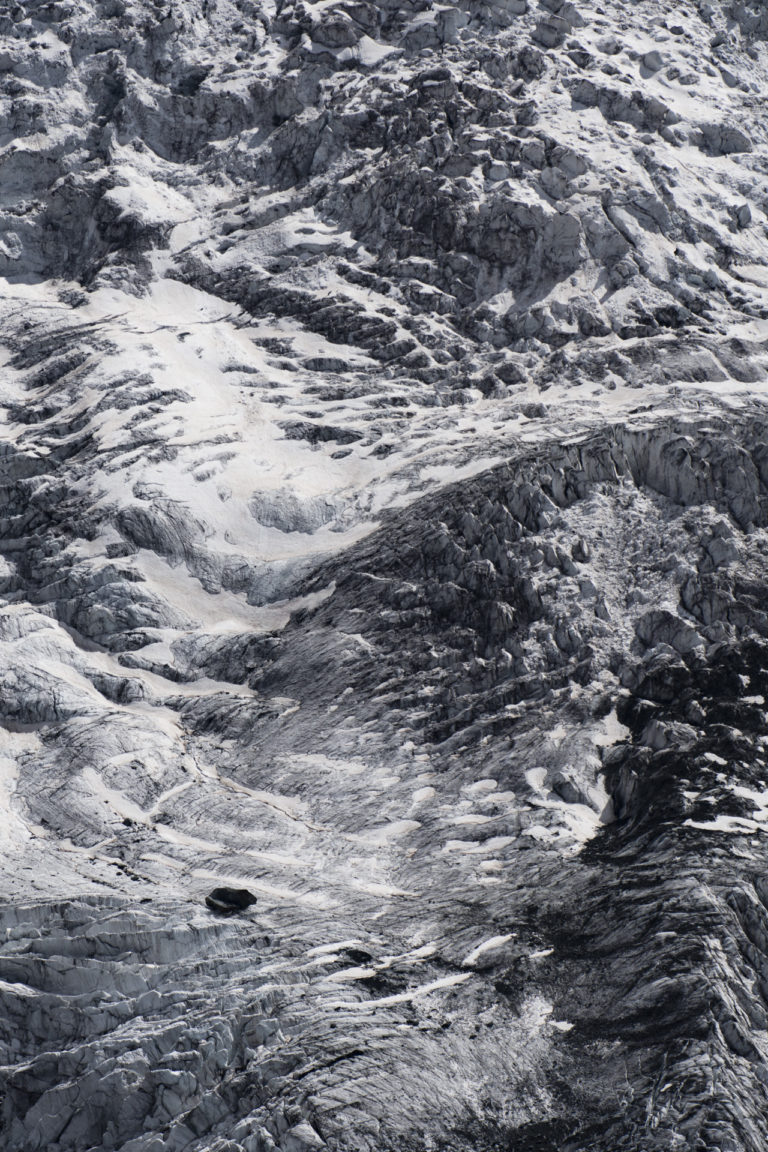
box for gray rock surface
[3,0,768,1150]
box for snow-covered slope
[4,1,768,1149]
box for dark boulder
[205,887,257,914]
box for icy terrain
[3,0,768,1148]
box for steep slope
[3,1,768,1150]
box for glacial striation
[3,0,768,1149]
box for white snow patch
[462,934,513,967]
[593,709,631,747]
[356,820,422,844]
[462,778,498,795]
[328,971,471,1009]
[684,815,764,834]
[307,939,367,957]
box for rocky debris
[699,121,753,156]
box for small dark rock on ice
[205,887,257,914]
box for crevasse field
[2,1,768,1149]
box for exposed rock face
[3,1,768,1150]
